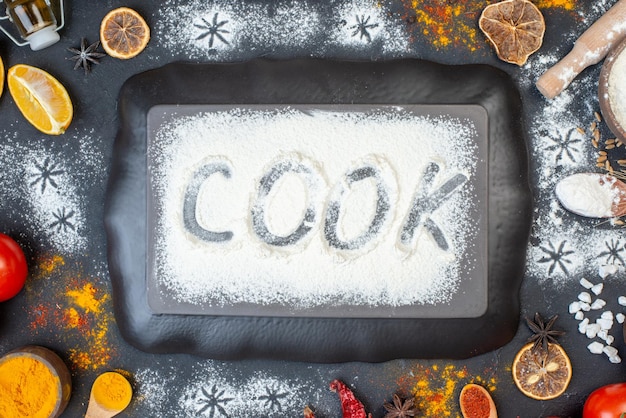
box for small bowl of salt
[600,37,626,142]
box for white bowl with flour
[600,37,626,142]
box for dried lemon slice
[8,64,73,135]
[479,0,545,66]
[512,342,572,400]
[100,7,150,59]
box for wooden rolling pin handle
[536,0,626,99]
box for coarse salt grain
[578,292,592,303]
[599,264,619,278]
[569,301,581,313]
[601,311,614,320]
[579,318,590,333]
[591,283,604,295]
[597,318,613,330]
[575,311,585,320]
[591,299,607,310]
[603,346,619,357]
[580,278,594,289]
[617,313,626,323]
[588,341,604,354]
[619,296,626,306]
[586,323,601,339]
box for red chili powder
[29,303,50,331]
[460,386,490,418]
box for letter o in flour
[251,158,324,247]
[324,163,394,251]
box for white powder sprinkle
[148,106,482,312]
[0,129,105,255]
[135,369,176,414]
[24,150,87,253]
[154,0,409,60]
[135,361,339,417]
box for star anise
[526,312,565,353]
[67,38,106,74]
[383,393,417,418]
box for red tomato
[583,383,626,418]
[0,233,27,302]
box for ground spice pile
[25,255,116,371]
[0,356,59,418]
[405,0,485,51]
[66,280,114,370]
[396,363,497,417]
[92,372,132,411]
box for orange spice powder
[38,254,65,275]
[65,280,114,370]
[67,282,105,314]
[536,0,576,10]
[397,363,497,417]
[25,254,117,371]
[406,0,487,51]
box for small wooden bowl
[599,37,626,143]
[0,345,72,418]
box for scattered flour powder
[135,362,331,417]
[0,130,106,255]
[148,106,483,312]
[154,0,410,60]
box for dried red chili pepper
[303,405,316,418]
[329,379,372,418]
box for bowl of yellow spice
[0,345,72,418]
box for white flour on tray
[148,107,482,308]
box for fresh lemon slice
[100,7,150,59]
[8,64,73,135]
[512,342,572,400]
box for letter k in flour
[399,162,468,252]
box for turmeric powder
[92,372,132,412]
[0,356,60,418]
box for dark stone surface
[0,1,623,417]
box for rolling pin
[536,0,626,99]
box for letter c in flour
[183,161,234,243]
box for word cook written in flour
[183,158,467,252]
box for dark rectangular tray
[105,59,531,361]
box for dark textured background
[0,0,624,417]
